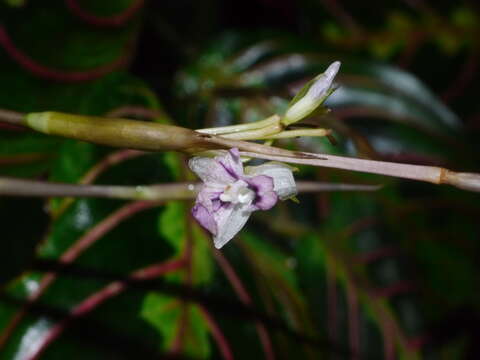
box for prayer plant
[0,1,479,360]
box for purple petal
[229,148,240,160]
[246,162,297,200]
[246,175,275,194]
[189,157,236,186]
[211,198,223,211]
[253,191,278,210]
[189,149,244,186]
[217,148,243,180]
[246,175,278,210]
[192,203,217,235]
[197,186,222,212]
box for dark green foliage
[0,1,479,359]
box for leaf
[242,232,298,288]
[240,231,312,332]
[158,201,214,286]
[0,198,170,358]
[49,141,100,184]
[0,133,60,177]
[159,201,187,252]
[141,293,211,359]
[0,36,179,358]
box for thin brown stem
[0,177,200,200]
[170,304,188,355]
[297,182,381,192]
[240,151,480,192]
[53,149,146,218]
[0,177,380,199]
[0,108,25,126]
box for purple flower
[189,148,297,249]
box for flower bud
[282,61,340,126]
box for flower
[189,148,297,249]
[283,61,340,126]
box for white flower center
[219,180,255,205]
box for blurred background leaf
[0,1,479,359]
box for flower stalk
[0,177,200,200]
[239,151,480,191]
[0,177,379,200]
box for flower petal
[246,162,297,200]
[197,186,222,212]
[192,203,217,235]
[217,148,244,179]
[188,149,244,186]
[188,156,235,186]
[254,191,278,210]
[213,203,252,249]
[247,174,275,194]
[308,61,340,99]
[246,175,278,210]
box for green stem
[25,112,208,152]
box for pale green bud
[282,61,340,126]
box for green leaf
[0,197,170,359]
[141,293,211,359]
[158,201,214,285]
[159,201,187,253]
[191,225,215,286]
[241,231,312,332]
[0,133,60,177]
[242,232,298,288]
